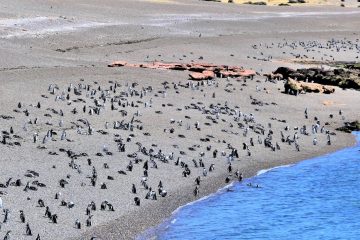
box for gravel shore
[0,1,359,240]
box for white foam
[256,164,294,176]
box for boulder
[285,78,335,95]
[274,67,296,79]
[299,82,323,93]
[336,121,360,133]
[189,72,207,81]
[202,70,215,79]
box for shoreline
[76,131,356,240]
[141,131,360,240]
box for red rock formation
[108,60,255,80]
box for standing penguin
[20,210,25,223]
[3,209,9,223]
[3,231,11,240]
[26,223,32,236]
[75,219,81,229]
[194,186,199,197]
[228,164,232,173]
[131,184,136,194]
[86,215,93,227]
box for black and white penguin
[134,197,140,206]
[26,223,32,236]
[20,210,25,223]
[132,184,137,194]
[75,219,81,229]
[194,186,199,197]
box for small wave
[256,164,294,176]
[171,181,236,215]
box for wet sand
[0,1,359,239]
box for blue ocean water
[146,132,360,240]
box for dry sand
[0,1,359,239]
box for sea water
[144,132,360,240]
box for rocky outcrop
[273,65,360,90]
[284,78,335,95]
[336,121,360,133]
[108,61,256,80]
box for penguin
[52,214,58,224]
[44,206,50,217]
[3,209,9,223]
[202,168,207,177]
[26,223,32,236]
[100,201,107,211]
[107,203,115,211]
[228,164,232,173]
[75,219,81,229]
[276,142,280,150]
[225,176,231,183]
[33,133,38,143]
[209,164,215,172]
[68,202,75,209]
[194,186,199,197]
[89,201,96,211]
[38,199,45,207]
[238,172,243,181]
[132,184,137,194]
[195,176,201,185]
[86,215,93,227]
[134,197,140,206]
[20,210,25,223]
[55,192,61,200]
[160,190,167,197]
[3,231,11,240]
